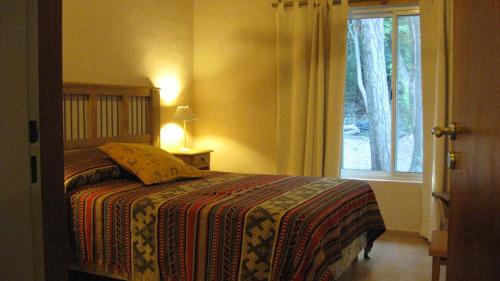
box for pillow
[64,148,122,192]
[98,143,204,185]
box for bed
[63,83,385,281]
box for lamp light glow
[160,123,184,150]
[157,76,181,105]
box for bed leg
[364,242,373,260]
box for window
[341,6,422,181]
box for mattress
[68,172,385,281]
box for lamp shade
[171,105,197,121]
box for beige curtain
[419,0,453,239]
[276,0,349,176]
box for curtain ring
[278,1,285,12]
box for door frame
[38,0,68,280]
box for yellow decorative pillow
[99,143,204,185]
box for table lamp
[171,105,197,150]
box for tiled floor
[339,232,446,281]
[70,232,446,281]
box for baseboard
[385,229,424,239]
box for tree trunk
[409,16,423,172]
[396,36,409,170]
[348,22,368,109]
[357,19,392,171]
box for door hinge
[30,156,37,183]
[29,120,38,143]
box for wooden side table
[429,230,448,281]
[169,149,212,170]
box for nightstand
[169,149,213,170]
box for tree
[347,22,367,110]
[408,16,423,172]
[350,19,392,171]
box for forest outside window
[341,6,422,182]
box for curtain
[419,0,453,239]
[276,0,349,176]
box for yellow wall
[369,181,422,232]
[193,0,277,174]
[63,0,194,149]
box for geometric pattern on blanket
[239,177,343,281]
[131,173,248,281]
[68,172,385,281]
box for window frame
[341,5,422,183]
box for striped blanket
[68,172,385,281]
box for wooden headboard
[63,83,160,150]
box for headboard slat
[63,83,160,150]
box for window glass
[396,15,423,173]
[342,11,423,177]
[343,17,393,172]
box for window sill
[341,169,423,184]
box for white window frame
[341,5,422,183]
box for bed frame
[62,83,160,150]
[63,83,376,281]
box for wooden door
[447,0,500,280]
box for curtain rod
[271,0,309,8]
[271,0,419,8]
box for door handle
[432,123,456,140]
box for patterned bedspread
[68,172,385,281]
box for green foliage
[344,22,365,123]
[397,16,420,134]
